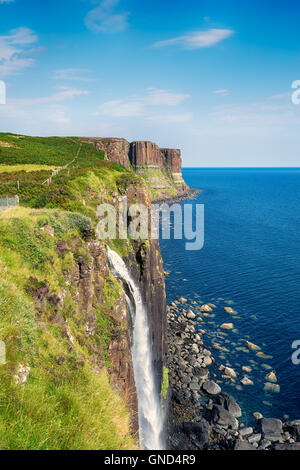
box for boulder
[202,380,221,395]
[233,440,256,450]
[216,392,242,418]
[224,367,237,379]
[253,412,263,421]
[264,382,280,393]
[274,442,300,451]
[220,323,234,330]
[200,304,212,312]
[241,376,254,386]
[266,371,277,383]
[211,405,239,430]
[260,418,283,442]
[245,340,260,350]
[224,307,237,314]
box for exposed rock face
[129,141,164,168]
[72,238,139,433]
[80,137,189,197]
[124,184,167,394]
[80,137,131,169]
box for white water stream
[107,248,164,450]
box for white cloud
[144,88,190,106]
[152,29,234,50]
[11,86,88,107]
[98,99,144,117]
[0,27,39,77]
[213,89,230,96]
[53,68,94,81]
[98,88,191,117]
[85,0,129,34]
[0,0,15,3]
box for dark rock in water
[274,443,300,451]
[216,392,242,418]
[233,439,256,450]
[211,404,239,430]
[260,418,283,442]
[202,380,221,395]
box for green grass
[0,207,138,450]
[162,367,169,399]
[0,134,144,450]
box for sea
[160,168,300,423]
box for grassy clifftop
[0,133,141,450]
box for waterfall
[107,248,164,450]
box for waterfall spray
[107,248,164,450]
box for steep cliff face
[80,137,189,200]
[124,185,167,393]
[80,137,131,169]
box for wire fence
[0,195,19,212]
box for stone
[245,340,260,350]
[211,405,239,430]
[266,371,277,383]
[203,356,212,367]
[224,367,237,379]
[40,224,55,237]
[239,427,253,438]
[220,323,234,330]
[187,310,196,319]
[216,392,242,418]
[253,412,263,421]
[191,344,199,354]
[224,307,237,314]
[240,376,254,386]
[179,297,187,304]
[274,442,300,450]
[233,440,256,450]
[202,380,221,395]
[264,382,280,393]
[248,433,262,444]
[14,364,30,385]
[200,304,212,312]
[260,418,283,441]
[242,366,252,373]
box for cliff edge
[80,137,188,200]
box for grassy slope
[0,134,140,450]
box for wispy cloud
[97,88,190,117]
[0,0,15,4]
[85,0,129,34]
[0,27,39,77]
[213,89,230,96]
[152,28,234,49]
[53,68,94,81]
[11,86,88,107]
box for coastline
[153,188,201,204]
[166,300,300,450]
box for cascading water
[107,248,164,450]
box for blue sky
[0,0,300,166]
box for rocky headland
[166,300,300,451]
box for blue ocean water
[160,168,300,422]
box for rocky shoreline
[153,188,201,204]
[166,300,300,451]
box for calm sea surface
[160,168,300,422]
